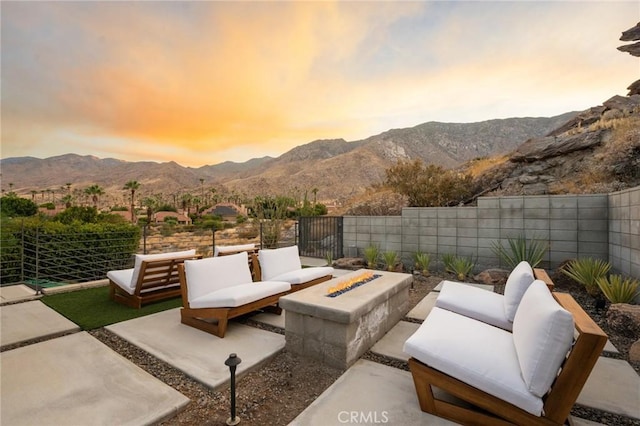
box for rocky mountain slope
[1,114,574,204]
[468,95,640,200]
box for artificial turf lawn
[41,285,182,330]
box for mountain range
[0,112,576,205]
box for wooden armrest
[534,268,554,292]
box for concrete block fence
[343,186,640,279]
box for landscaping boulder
[474,269,510,285]
[333,257,366,270]
[606,303,640,339]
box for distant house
[154,211,192,225]
[204,203,248,221]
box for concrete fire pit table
[279,269,413,369]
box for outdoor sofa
[107,249,201,309]
[178,251,291,338]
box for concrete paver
[0,284,39,304]
[290,359,458,426]
[577,357,640,420]
[0,332,189,426]
[251,311,286,329]
[0,300,80,347]
[106,308,285,390]
[406,292,438,321]
[370,320,419,362]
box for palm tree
[84,184,104,208]
[181,193,193,216]
[61,194,74,209]
[123,180,141,223]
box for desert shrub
[491,234,548,269]
[413,251,431,275]
[450,255,475,281]
[381,250,398,271]
[441,253,456,273]
[597,274,640,304]
[562,258,611,297]
[363,245,380,268]
[1,195,38,217]
[385,159,472,207]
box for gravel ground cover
[62,272,640,425]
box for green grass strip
[41,286,182,330]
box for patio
[1,272,639,426]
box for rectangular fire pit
[278,269,412,369]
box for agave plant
[450,255,475,281]
[441,253,456,274]
[561,258,611,297]
[597,274,640,304]
[491,234,548,269]
[414,251,431,276]
[363,245,380,269]
[382,250,399,271]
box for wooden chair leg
[408,358,437,413]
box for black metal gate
[297,216,343,259]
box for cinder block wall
[609,186,640,279]
[343,191,632,275]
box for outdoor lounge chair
[107,249,201,309]
[252,245,334,292]
[404,279,607,426]
[178,251,291,338]
[434,260,536,331]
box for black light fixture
[225,353,242,425]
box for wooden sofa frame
[109,254,201,309]
[408,292,607,426]
[250,254,332,292]
[177,263,288,338]
[533,268,555,291]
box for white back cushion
[512,280,574,397]
[258,245,301,281]
[214,243,256,256]
[130,249,197,289]
[184,252,252,302]
[503,260,535,322]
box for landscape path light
[225,353,242,425]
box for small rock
[630,339,640,363]
[606,303,640,339]
[474,269,510,285]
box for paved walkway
[1,279,639,426]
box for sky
[1,1,638,168]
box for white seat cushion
[503,261,535,322]
[183,252,253,303]
[513,280,574,397]
[435,281,513,330]
[403,307,543,415]
[214,244,256,256]
[107,268,135,295]
[189,281,291,309]
[129,249,197,291]
[271,266,334,285]
[258,245,302,281]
